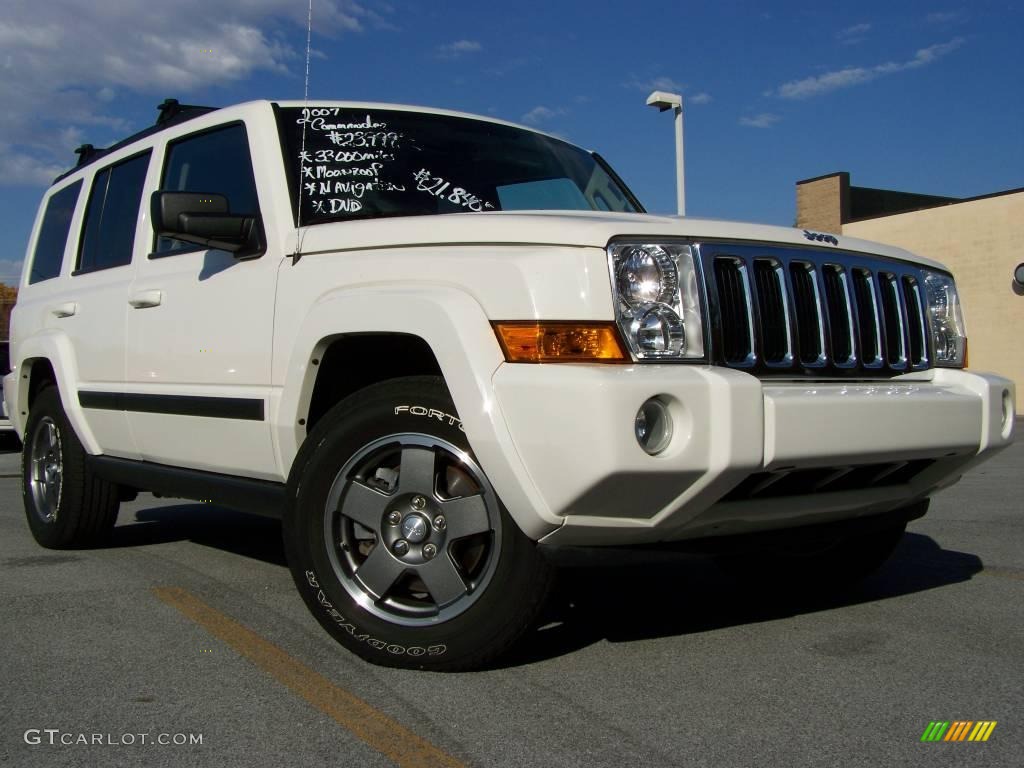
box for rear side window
[156,123,258,254]
[29,181,82,284]
[77,151,151,273]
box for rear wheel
[284,376,552,670]
[23,386,119,548]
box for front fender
[274,283,561,540]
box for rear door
[124,121,281,479]
[56,152,153,459]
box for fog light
[635,397,673,455]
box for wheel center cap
[401,514,430,544]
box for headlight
[607,242,705,360]
[923,270,967,367]
[616,246,678,304]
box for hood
[294,210,948,272]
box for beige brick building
[796,172,1023,413]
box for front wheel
[284,376,552,670]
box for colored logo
[921,721,997,742]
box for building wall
[795,173,846,233]
[842,192,1024,412]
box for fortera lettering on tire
[394,405,464,431]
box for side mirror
[151,191,263,256]
[1014,263,1024,289]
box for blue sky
[1,0,1021,283]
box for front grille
[703,243,931,376]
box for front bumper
[490,365,1014,546]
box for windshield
[275,106,641,226]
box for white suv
[6,99,1015,670]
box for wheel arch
[273,284,561,540]
[11,335,101,454]
[304,334,443,434]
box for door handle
[50,302,78,318]
[128,290,163,309]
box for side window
[29,180,82,284]
[156,123,259,254]
[76,152,151,274]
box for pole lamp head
[646,91,682,112]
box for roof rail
[74,144,104,168]
[156,98,215,126]
[52,98,219,184]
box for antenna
[294,0,314,255]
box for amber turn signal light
[493,322,629,363]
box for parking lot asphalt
[0,425,1021,768]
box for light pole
[646,90,685,216]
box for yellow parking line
[153,586,465,768]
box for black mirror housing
[150,191,263,256]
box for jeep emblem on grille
[803,230,839,246]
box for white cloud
[436,39,482,59]
[0,257,25,283]
[926,11,968,24]
[836,22,871,44]
[0,143,64,186]
[520,106,566,125]
[774,37,965,99]
[0,0,378,187]
[739,113,780,128]
[629,76,685,93]
[626,77,709,105]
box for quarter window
[29,181,82,284]
[156,123,259,254]
[77,152,151,273]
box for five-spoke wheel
[327,434,501,624]
[284,376,552,670]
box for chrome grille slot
[822,265,855,366]
[789,262,826,366]
[699,243,931,376]
[879,272,907,369]
[713,257,755,364]
[851,269,883,368]
[903,276,928,366]
[752,259,791,365]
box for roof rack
[155,98,215,126]
[53,98,219,184]
[74,144,104,168]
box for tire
[284,376,552,671]
[718,516,912,595]
[22,386,120,548]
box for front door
[124,122,280,479]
